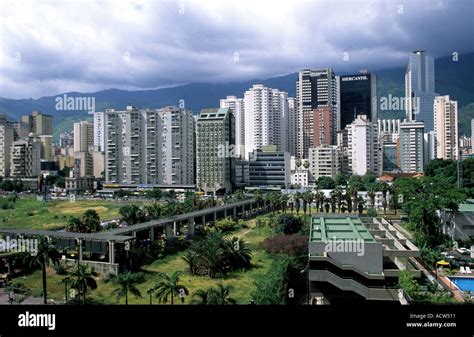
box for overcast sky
[1,0,473,99]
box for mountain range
[1,53,473,139]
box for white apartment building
[74,121,93,153]
[400,121,425,173]
[346,115,381,176]
[434,95,458,160]
[157,106,195,185]
[220,96,245,158]
[287,97,298,157]
[308,145,340,179]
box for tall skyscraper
[74,121,93,153]
[93,111,106,152]
[434,95,458,160]
[73,121,94,177]
[287,97,298,157]
[220,96,245,158]
[405,51,437,131]
[157,106,195,185]
[196,108,235,194]
[338,73,377,130]
[346,115,381,176]
[296,68,337,158]
[21,111,53,136]
[243,85,289,159]
[399,121,425,173]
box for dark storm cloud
[0,0,472,98]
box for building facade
[399,121,425,173]
[196,108,235,194]
[434,95,458,160]
[308,145,340,179]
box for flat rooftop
[310,216,375,242]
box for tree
[107,272,144,305]
[330,191,337,213]
[154,271,189,305]
[82,209,101,233]
[192,284,236,305]
[69,263,98,304]
[367,183,378,209]
[334,174,347,187]
[275,214,303,235]
[30,236,60,304]
[362,172,377,190]
[251,255,293,304]
[119,204,148,225]
[262,235,308,256]
[145,202,162,220]
[280,194,289,213]
[294,192,301,215]
[380,182,389,214]
[357,196,365,215]
[317,176,335,189]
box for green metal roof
[310,216,375,242]
[458,203,474,213]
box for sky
[0,0,473,99]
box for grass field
[10,218,274,304]
[0,197,128,230]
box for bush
[213,218,238,232]
[275,214,303,235]
[262,235,308,257]
[367,208,378,217]
[53,262,68,275]
[251,255,292,304]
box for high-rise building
[399,121,425,173]
[157,106,195,185]
[73,121,94,177]
[0,123,14,177]
[243,85,289,159]
[434,95,458,160]
[287,97,298,157]
[346,115,381,176]
[105,106,194,185]
[105,106,162,184]
[296,68,337,158]
[424,131,436,165]
[74,121,93,152]
[313,107,333,147]
[10,136,41,178]
[382,142,399,172]
[38,135,53,161]
[338,73,377,130]
[220,96,245,158]
[308,145,340,179]
[93,111,106,152]
[21,111,53,136]
[405,51,438,131]
[378,119,400,141]
[196,108,235,194]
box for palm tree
[389,184,399,214]
[330,191,337,213]
[224,237,252,270]
[380,182,389,215]
[280,194,289,213]
[69,263,98,304]
[192,284,236,305]
[294,192,301,215]
[119,204,148,225]
[154,271,189,305]
[145,202,162,220]
[107,272,144,305]
[367,184,377,209]
[316,191,325,212]
[334,186,343,213]
[303,191,314,214]
[30,236,60,304]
